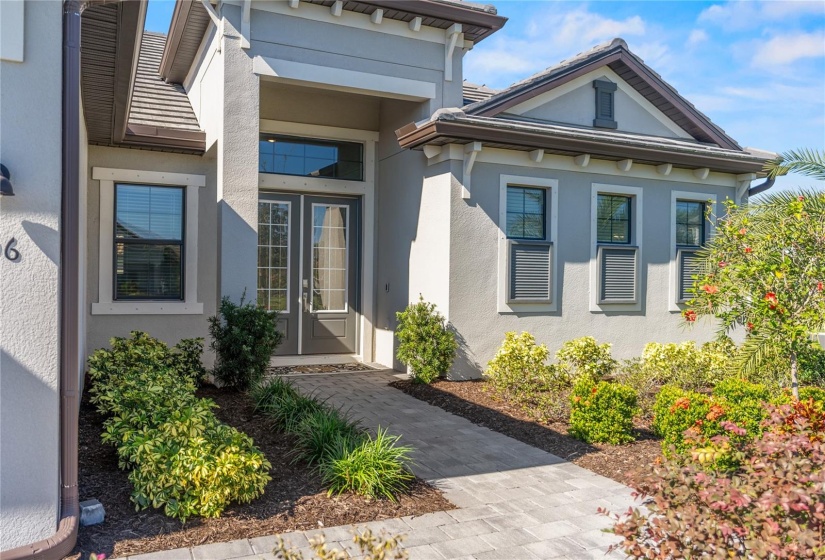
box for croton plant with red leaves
[682,191,825,398]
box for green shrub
[275,528,407,560]
[485,332,570,420]
[638,340,733,391]
[615,358,659,418]
[652,386,714,456]
[712,378,771,437]
[209,295,282,390]
[89,331,271,521]
[800,386,825,404]
[568,377,638,444]
[395,296,457,383]
[555,336,617,380]
[321,428,414,500]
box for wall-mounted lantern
[0,164,14,196]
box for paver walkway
[126,371,635,560]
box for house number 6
[4,238,20,261]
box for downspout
[747,177,776,197]
[0,1,82,558]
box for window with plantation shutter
[508,241,552,303]
[593,79,617,129]
[599,246,638,304]
[677,248,702,302]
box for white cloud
[699,1,824,29]
[752,32,825,65]
[687,29,709,47]
[465,6,650,88]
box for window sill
[91,302,204,315]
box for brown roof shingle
[128,31,200,133]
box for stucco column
[217,12,260,304]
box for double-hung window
[499,178,557,311]
[675,199,707,303]
[92,167,204,315]
[114,184,185,300]
[593,188,641,308]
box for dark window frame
[675,200,706,248]
[113,183,186,301]
[259,133,365,181]
[506,185,548,241]
[593,79,618,129]
[597,193,632,245]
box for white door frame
[258,119,378,363]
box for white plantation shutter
[599,246,638,304]
[508,241,552,303]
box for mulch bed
[267,363,377,376]
[390,379,661,485]
[70,385,452,560]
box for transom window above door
[597,194,631,244]
[506,186,546,240]
[259,134,364,181]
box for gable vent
[593,79,618,129]
[678,248,703,303]
[509,241,552,303]
[599,246,637,303]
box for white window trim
[589,183,643,312]
[668,191,718,312]
[258,120,377,362]
[91,167,205,315]
[497,175,559,313]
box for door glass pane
[311,205,348,312]
[257,201,290,312]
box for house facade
[1,0,774,554]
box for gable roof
[465,38,741,150]
[125,31,204,151]
[396,109,771,175]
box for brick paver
[124,371,632,559]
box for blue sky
[145,0,825,192]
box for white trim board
[0,0,24,62]
[91,167,205,315]
[257,120,377,363]
[505,67,693,140]
[589,183,644,313]
[497,175,560,314]
[668,190,718,312]
[435,145,741,188]
[230,0,473,48]
[253,56,436,101]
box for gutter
[748,177,776,197]
[0,1,82,558]
[397,117,768,175]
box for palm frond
[733,334,783,379]
[764,148,825,181]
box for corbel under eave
[444,24,462,82]
[462,141,482,199]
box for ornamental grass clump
[253,377,414,500]
[604,400,825,559]
[568,376,639,444]
[88,332,271,521]
[395,297,457,384]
